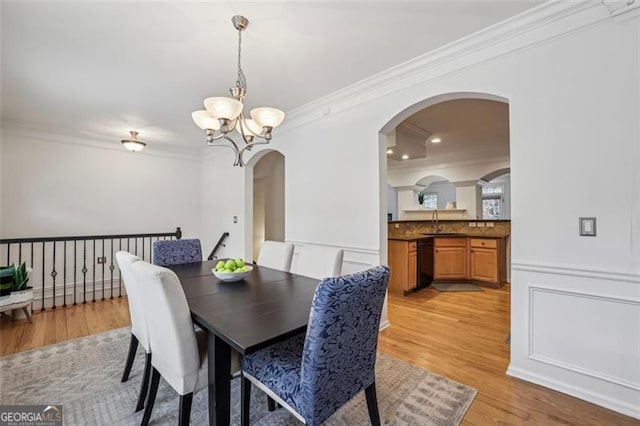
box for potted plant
[0,262,31,296]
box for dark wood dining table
[166,260,320,426]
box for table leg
[22,307,32,323]
[208,333,231,426]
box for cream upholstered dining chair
[290,245,344,279]
[256,240,294,271]
[131,260,238,426]
[115,251,151,413]
[240,266,390,426]
[152,238,202,266]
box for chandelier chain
[236,29,247,91]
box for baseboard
[506,365,640,420]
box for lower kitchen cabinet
[468,238,506,286]
[388,240,417,294]
[433,239,467,280]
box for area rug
[0,327,477,425]
[432,283,482,292]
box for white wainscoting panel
[508,264,640,419]
[529,286,640,390]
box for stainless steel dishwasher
[417,239,434,289]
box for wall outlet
[394,223,400,229]
[487,222,495,227]
[233,216,238,224]
[477,222,486,228]
[469,222,477,227]
[97,256,107,264]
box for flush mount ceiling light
[192,15,285,167]
[401,154,410,160]
[121,130,146,152]
[386,148,394,155]
[430,137,442,144]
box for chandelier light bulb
[240,118,263,136]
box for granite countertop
[389,234,509,241]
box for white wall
[202,3,640,417]
[386,184,397,220]
[1,127,201,238]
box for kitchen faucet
[432,209,440,233]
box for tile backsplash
[388,220,510,237]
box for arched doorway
[379,90,512,358]
[248,150,285,261]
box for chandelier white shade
[191,110,221,131]
[192,15,285,167]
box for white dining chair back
[257,240,294,272]
[131,261,201,396]
[116,251,148,350]
[290,245,344,279]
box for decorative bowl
[212,265,253,282]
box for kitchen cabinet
[388,240,417,294]
[433,238,467,280]
[469,238,505,286]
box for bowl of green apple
[212,258,253,282]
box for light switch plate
[579,217,596,236]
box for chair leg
[179,393,193,426]
[141,368,161,426]
[267,396,276,412]
[135,353,152,412]
[122,333,139,382]
[241,376,251,426]
[365,382,381,426]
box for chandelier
[191,16,285,167]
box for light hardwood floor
[1,286,637,425]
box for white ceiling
[1,1,540,149]
[388,98,510,166]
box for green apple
[224,259,236,271]
[235,258,245,268]
[216,260,225,269]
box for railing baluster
[109,238,114,299]
[41,242,45,311]
[51,241,57,309]
[82,240,87,304]
[135,238,138,257]
[7,243,10,265]
[73,241,77,305]
[18,243,22,264]
[118,238,122,298]
[101,239,105,301]
[142,237,145,261]
[92,239,96,303]
[63,241,67,307]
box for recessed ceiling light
[386,148,393,155]
[401,154,409,160]
[431,137,442,144]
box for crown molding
[387,154,511,174]
[1,121,202,161]
[279,0,611,134]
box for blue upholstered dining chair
[240,265,390,426]
[152,239,202,266]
